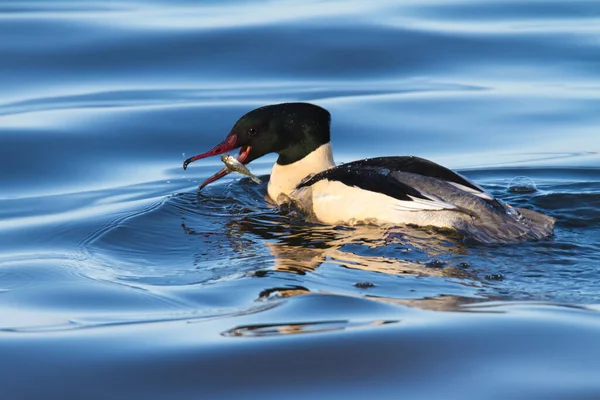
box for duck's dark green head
[183,102,331,189]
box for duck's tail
[461,207,555,244]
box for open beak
[183,134,252,190]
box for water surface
[1,1,600,399]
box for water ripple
[1,1,600,398]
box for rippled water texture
[1,1,600,399]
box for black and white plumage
[183,102,555,243]
[313,156,493,198]
[297,156,501,210]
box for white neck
[268,143,335,202]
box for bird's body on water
[184,102,555,243]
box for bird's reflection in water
[181,183,488,313]
[182,198,480,270]
[216,208,475,279]
[222,319,399,337]
[255,285,481,312]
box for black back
[296,156,504,210]
[336,156,484,194]
[297,164,433,203]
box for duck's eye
[248,128,257,136]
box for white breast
[268,143,335,201]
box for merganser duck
[183,102,555,243]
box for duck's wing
[338,156,494,201]
[297,165,459,212]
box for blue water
[2,1,600,398]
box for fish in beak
[183,133,253,190]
